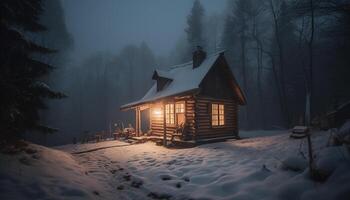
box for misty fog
[62,0,226,59]
[2,1,350,198]
[26,0,350,145]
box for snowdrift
[0,142,101,200]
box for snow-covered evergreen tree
[0,0,65,140]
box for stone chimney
[192,46,207,69]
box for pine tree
[221,0,252,128]
[39,0,74,144]
[0,0,65,140]
[185,0,205,59]
[221,2,236,51]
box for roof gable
[152,69,173,80]
[200,54,247,105]
[199,59,238,100]
[121,51,246,110]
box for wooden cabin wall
[185,97,196,140]
[195,96,238,140]
[149,96,196,140]
[149,96,238,140]
[149,102,164,136]
[149,103,177,137]
[194,56,240,140]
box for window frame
[165,103,175,126]
[211,103,225,127]
[165,101,186,126]
[175,101,185,114]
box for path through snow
[56,130,349,200]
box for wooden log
[162,102,167,146]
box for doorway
[175,101,185,126]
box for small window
[219,104,224,125]
[165,104,175,124]
[212,103,225,126]
[175,102,185,113]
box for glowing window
[165,104,175,124]
[212,103,225,126]
[175,102,185,113]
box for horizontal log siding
[185,98,196,140]
[195,96,238,140]
[149,97,196,140]
[149,102,164,136]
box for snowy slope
[0,143,103,200]
[1,131,349,200]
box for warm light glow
[153,108,162,116]
[175,102,185,113]
[165,104,175,124]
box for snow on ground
[56,139,131,154]
[56,131,350,200]
[1,130,349,200]
[0,143,104,199]
[239,130,285,138]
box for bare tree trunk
[240,34,249,128]
[269,52,284,123]
[270,0,290,128]
[297,17,309,125]
[307,131,314,173]
[257,44,264,128]
[307,0,315,177]
[308,0,315,125]
[252,18,265,129]
[258,43,265,129]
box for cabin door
[177,113,185,126]
[175,102,185,126]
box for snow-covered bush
[316,146,349,176]
[335,119,350,145]
[281,156,308,172]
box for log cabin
[120,47,246,145]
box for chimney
[192,46,206,69]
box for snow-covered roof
[121,51,245,110]
[153,69,173,80]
